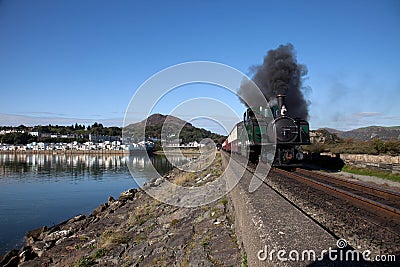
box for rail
[272,168,400,220]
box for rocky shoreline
[0,153,243,267]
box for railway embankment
[221,153,345,266]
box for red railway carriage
[222,138,230,152]
[222,123,240,153]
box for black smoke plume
[238,43,310,119]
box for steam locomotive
[222,94,310,167]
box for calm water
[0,153,184,255]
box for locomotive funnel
[277,94,287,116]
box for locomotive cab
[243,106,274,162]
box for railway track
[229,151,400,221]
[225,152,400,255]
[272,168,400,220]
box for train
[222,94,311,167]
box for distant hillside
[124,114,226,144]
[320,128,344,135]
[124,114,189,133]
[322,126,400,141]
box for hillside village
[0,126,130,152]
[0,140,206,153]
[1,140,131,152]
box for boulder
[43,229,71,242]
[118,188,136,201]
[0,250,19,267]
[107,196,115,204]
[26,226,47,241]
[18,246,37,262]
[93,203,109,216]
[67,214,86,224]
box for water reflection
[0,153,187,182]
[0,153,128,178]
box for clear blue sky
[0,0,399,133]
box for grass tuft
[100,229,130,247]
[74,256,95,267]
[242,251,248,267]
[93,248,108,259]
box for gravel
[265,169,400,258]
